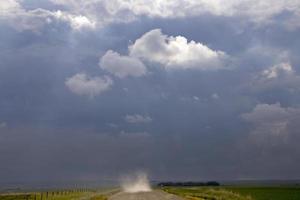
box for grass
[90,194,107,200]
[222,186,300,200]
[162,186,300,200]
[0,191,106,200]
[163,187,252,200]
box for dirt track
[108,190,184,200]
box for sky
[1,0,300,186]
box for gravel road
[108,190,184,200]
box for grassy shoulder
[90,194,108,200]
[0,192,93,200]
[162,186,300,200]
[162,186,252,200]
[0,191,110,200]
[222,186,300,200]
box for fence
[0,188,94,200]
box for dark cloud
[1,0,300,187]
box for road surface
[109,190,184,200]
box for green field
[2,186,300,200]
[163,186,300,200]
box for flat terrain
[224,186,300,200]
[163,186,300,200]
[109,190,184,200]
[0,191,108,200]
[2,186,300,200]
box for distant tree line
[157,181,220,187]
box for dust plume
[120,172,152,193]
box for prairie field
[0,190,108,200]
[163,186,300,200]
[1,186,300,200]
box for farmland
[162,186,300,200]
[1,185,300,200]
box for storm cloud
[1,0,300,186]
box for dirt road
[108,190,184,200]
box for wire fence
[0,189,94,200]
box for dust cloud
[120,172,152,193]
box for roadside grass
[222,186,300,200]
[0,192,92,200]
[162,186,300,200]
[90,194,107,200]
[163,187,252,200]
[0,191,108,200]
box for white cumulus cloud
[246,61,300,92]
[129,29,229,70]
[0,0,22,16]
[0,0,95,32]
[49,0,300,27]
[3,0,300,32]
[100,50,147,78]
[262,62,294,79]
[125,114,152,123]
[65,73,113,97]
[53,10,96,30]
